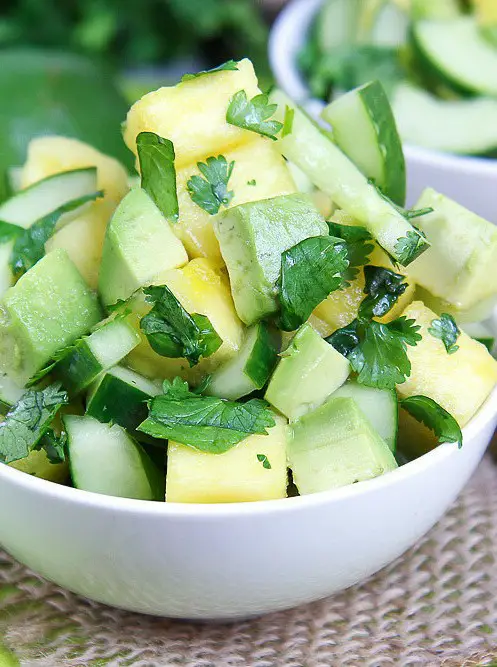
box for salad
[0,59,496,504]
[298,0,497,155]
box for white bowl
[0,384,496,620]
[269,0,497,221]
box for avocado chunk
[406,188,497,310]
[99,188,188,306]
[288,396,398,495]
[265,323,350,420]
[214,193,328,325]
[0,249,102,384]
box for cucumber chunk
[0,372,24,410]
[99,188,188,307]
[392,83,497,155]
[0,168,98,229]
[65,414,164,500]
[330,380,398,451]
[214,194,328,325]
[322,80,406,205]
[206,322,280,400]
[318,0,362,52]
[0,249,102,384]
[412,17,497,96]
[268,89,428,266]
[52,318,141,394]
[265,323,350,421]
[288,395,398,495]
[86,365,160,432]
[461,322,495,353]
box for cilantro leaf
[36,429,67,464]
[247,179,257,186]
[327,221,374,286]
[257,453,272,469]
[181,60,238,82]
[359,266,408,320]
[0,220,22,244]
[401,395,462,449]
[428,313,460,354]
[187,155,234,215]
[328,317,422,389]
[282,106,294,138]
[226,90,283,140]
[394,230,428,266]
[277,236,349,331]
[138,378,275,453]
[136,132,178,222]
[140,285,222,367]
[0,384,68,464]
[10,191,102,278]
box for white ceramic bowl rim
[269,0,497,174]
[1,382,496,518]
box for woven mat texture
[2,456,497,667]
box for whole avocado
[0,49,133,171]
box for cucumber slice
[322,80,406,205]
[269,89,428,265]
[0,240,14,299]
[462,322,495,352]
[86,365,160,432]
[0,168,98,229]
[367,3,409,46]
[206,323,280,400]
[0,372,24,410]
[330,380,398,451]
[318,0,362,53]
[412,17,497,96]
[65,414,164,500]
[392,82,497,155]
[52,318,141,394]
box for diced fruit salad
[299,0,497,156]
[0,58,497,504]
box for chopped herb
[226,90,283,140]
[181,60,238,82]
[0,220,22,244]
[359,266,408,319]
[140,285,222,366]
[404,207,433,220]
[257,453,272,469]
[277,236,349,331]
[137,377,275,453]
[10,191,102,278]
[0,384,68,464]
[36,429,67,464]
[187,155,235,215]
[401,395,462,448]
[326,221,374,286]
[282,106,295,137]
[247,179,257,186]
[136,131,178,222]
[428,313,460,354]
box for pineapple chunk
[20,136,129,208]
[126,258,244,384]
[166,414,288,503]
[45,204,111,289]
[474,0,497,26]
[124,59,261,170]
[310,244,415,337]
[175,140,296,264]
[397,301,497,426]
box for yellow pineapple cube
[20,136,129,208]
[166,414,288,503]
[474,0,497,26]
[45,204,111,289]
[124,59,261,170]
[397,301,497,426]
[126,258,244,384]
[175,140,296,264]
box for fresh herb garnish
[181,60,238,82]
[428,313,460,355]
[394,230,428,266]
[0,383,68,464]
[401,395,462,448]
[37,429,67,464]
[140,285,222,366]
[358,266,408,320]
[136,131,179,222]
[257,453,271,469]
[247,179,257,186]
[187,155,235,215]
[137,377,275,453]
[282,106,294,137]
[277,236,349,331]
[226,90,283,140]
[327,221,374,286]
[10,191,102,278]
[0,220,22,244]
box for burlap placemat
[1,457,497,667]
